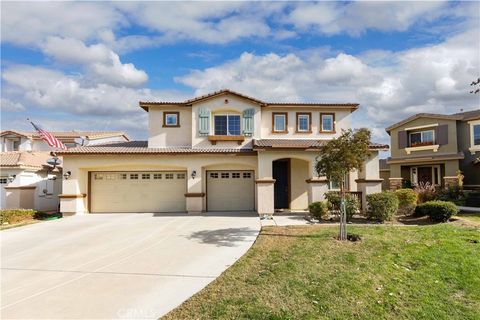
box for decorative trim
[305,178,328,183]
[404,123,438,131]
[295,112,312,133]
[208,135,245,145]
[272,112,288,133]
[58,194,87,198]
[355,179,383,183]
[255,179,276,184]
[162,111,180,127]
[320,113,336,133]
[469,147,480,155]
[389,177,403,180]
[405,144,439,154]
[184,193,205,197]
[4,186,36,190]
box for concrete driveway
[1,213,260,319]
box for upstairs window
[474,124,480,146]
[409,130,434,147]
[12,139,20,151]
[296,113,311,133]
[214,115,240,135]
[163,112,180,127]
[272,112,288,133]
[320,113,335,132]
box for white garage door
[91,171,187,213]
[207,170,254,211]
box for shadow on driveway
[187,227,258,247]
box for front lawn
[458,212,480,224]
[164,224,480,320]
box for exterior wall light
[8,174,16,183]
[191,170,197,179]
[63,171,71,180]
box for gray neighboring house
[385,109,480,190]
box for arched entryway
[272,158,310,211]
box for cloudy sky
[1,1,479,147]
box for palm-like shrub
[414,182,436,204]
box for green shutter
[198,108,210,136]
[243,108,255,136]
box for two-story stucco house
[58,90,388,215]
[0,130,129,210]
[385,110,480,190]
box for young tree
[315,128,372,240]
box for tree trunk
[339,177,347,240]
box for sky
[1,1,479,147]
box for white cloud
[1,98,25,112]
[176,29,480,144]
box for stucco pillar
[185,167,203,213]
[256,179,275,215]
[389,178,403,190]
[306,178,329,203]
[355,152,383,213]
[443,176,459,189]
[59,169,86,215]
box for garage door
[207,170,254,211]
[90,171,186,213]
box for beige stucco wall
[260,108,351,139]
[290,158,309,210]
[389,117,459,158]
[148,107,192,147]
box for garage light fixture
[8,174,16,183]
[63,171,71,180]
[191,170,197,179]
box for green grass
[164,224,480,320]
[458,212,480,223]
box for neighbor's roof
[385,109,480,133]
[0,130,129,141]
[139,89,360,111]
[56,141,255,155]
[0,151,55,170]
[252,139,389,150]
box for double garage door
[90,170,255,213]
[91,171,187,213]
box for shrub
[395,188,418,216]
[0,209,36,224]
[465,192,480,207]
[366,192,399,222]
[308,201,329,220]
[325,192,360,221]
[416,201,459,222]
[436,186,464,203]
[414,182,436,204]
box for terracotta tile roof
[0,130,129,141]
[57,141,255,155]
[139,89,359,111]
[385,109,480,133]
[0,151,54,169]
[252,139,389,150]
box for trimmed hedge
[308,201,329,220]
[0,209,36,224]
[324,192,360,221]
[366,192,399,222]
[395,188,417,216]
[415,201,459,222]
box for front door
[273,160,289,209]
[418,167,433,185]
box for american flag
[30,122,67,150]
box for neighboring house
[58,89,388,216]
[0,130,129,210]
[379,159,390,191]
[385,110,480,190]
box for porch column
[306,178,329,203]
[355,152,383,213]
[185,166,203,213]
[256,179,275,215]
[60,169,87,215]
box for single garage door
[91,171,187,213]
[207,170,254,211]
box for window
[163,112,180,127]
[320,114,335,132]
[153,173,162,179]
[142,173,150,179]
[165,173,174,179]
[221,172,229,179]
[232,172,240,178]
[328,174,349,190]
[296,113,311,133]
[0,178,7,184]
[409,130,434,147]
[272,112,288,133]
[214,115,241,135]
[105,174,116,180]
[130,173,138,180]
[210,172,219,178]
[177,173,186,179]
[12,139,20,151]
[94,174,103,180]
[243,172,252,179]
[474,124,480,146]
[119,174,127,180]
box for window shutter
[243,108,255,136]
[436,124,448,145]
[398,130,408,148]
[198,108,210,136]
